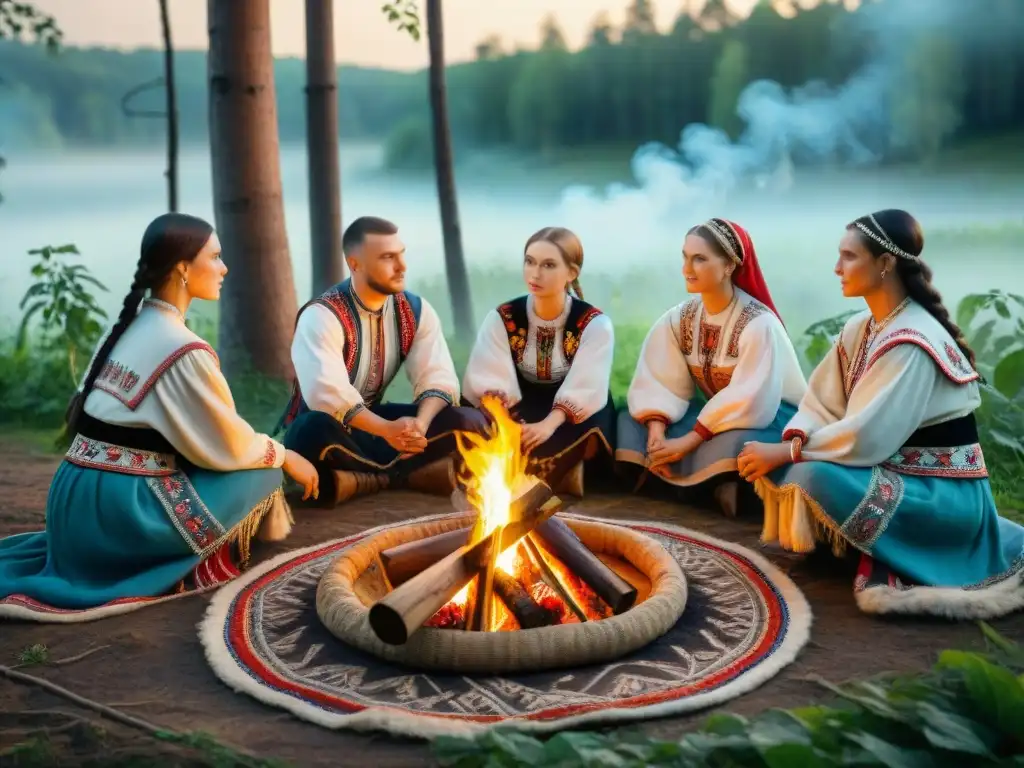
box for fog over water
[1,140,1020,336]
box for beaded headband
[702,218,743,264]
[853,216,920,262]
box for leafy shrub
[432,625,1024,767]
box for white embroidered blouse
[462,295,615,424]
[783,299,982,466]
[627,288,807,438]
[290,291,460,424]
[80,300,285,472]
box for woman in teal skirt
[738,209,1024,619]
[0,213,319,622]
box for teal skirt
[0,459,285,621]
[756,458,1024,619]
[615,401,798,488]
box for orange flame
[450,395,532,609]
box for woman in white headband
[738,208,1024,620]
[616,218,807,517]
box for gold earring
[880,269,887,279]
[181,272,188,287]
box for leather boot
[552,460,585,498]
[332,470,389,505]
[405,457,457,497]
[714,480,739,518]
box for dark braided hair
[849,208,978,371]
[65,212,215,434]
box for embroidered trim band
[694,420,713,441]
[881,443,988,478]
[65,435,175,476]
[414,388,455,406]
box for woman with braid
[0,213,318,621]
[461,227,615,496]
[738,209,1024,620]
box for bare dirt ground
[1,441,1022,767]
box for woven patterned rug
[200,513,811,739]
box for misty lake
[1,141,1021,335]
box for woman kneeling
[739,209,1024,620]
[0,214,318,622]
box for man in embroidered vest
[279,216,486,505]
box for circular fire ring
[315,514,688,674]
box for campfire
[367,396,637,645]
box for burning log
[380,476,551,586]
[522,533,588,623]
[368,492,562,645]
[492,569,560,629]
[379,528,468,587]
[532,517,638,615]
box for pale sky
[31,0,762,70]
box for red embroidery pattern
[146,472,226,556]
[65,435,175,476]
[394,293,418,358]
[882,443,988,478]
[726,301,768,358]
[843,328,872,397]
[866,328,979,385]
[364,314,387,398]
[679,300,699,356]
[536,326,556,380]
[840,466,904,551]
[687,363,733,399]
[93,342,217,410]
[563,307,602,364]
[499,303,528,365]
[98,359,140,394]
[698,317,723,394]
[263,439,277,467]
[553,400,584,425]
[316,293,359,376]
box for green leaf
[937,650,1024,735]
[994,300,1011,319]
[844,731,937,768]
[993,349,1024,398]
[956,293,989,330]
[15,300,46,350]
[702,712,749,735]
[915,701,993,756]
[968,319,995,356]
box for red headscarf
[702,218,784,327]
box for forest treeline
[1,0,1021,168]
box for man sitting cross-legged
[278,216,487,505]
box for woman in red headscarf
[615,218,808,516]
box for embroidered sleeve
[695,314,795,436]
[553,313,614,423]
[291,303,365,421]
[627,305,695,425]
[147,349,286,471]
[402,300,460,406]
[801,344,938,465]
[462,309,522,409]
[784,333,851,442]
